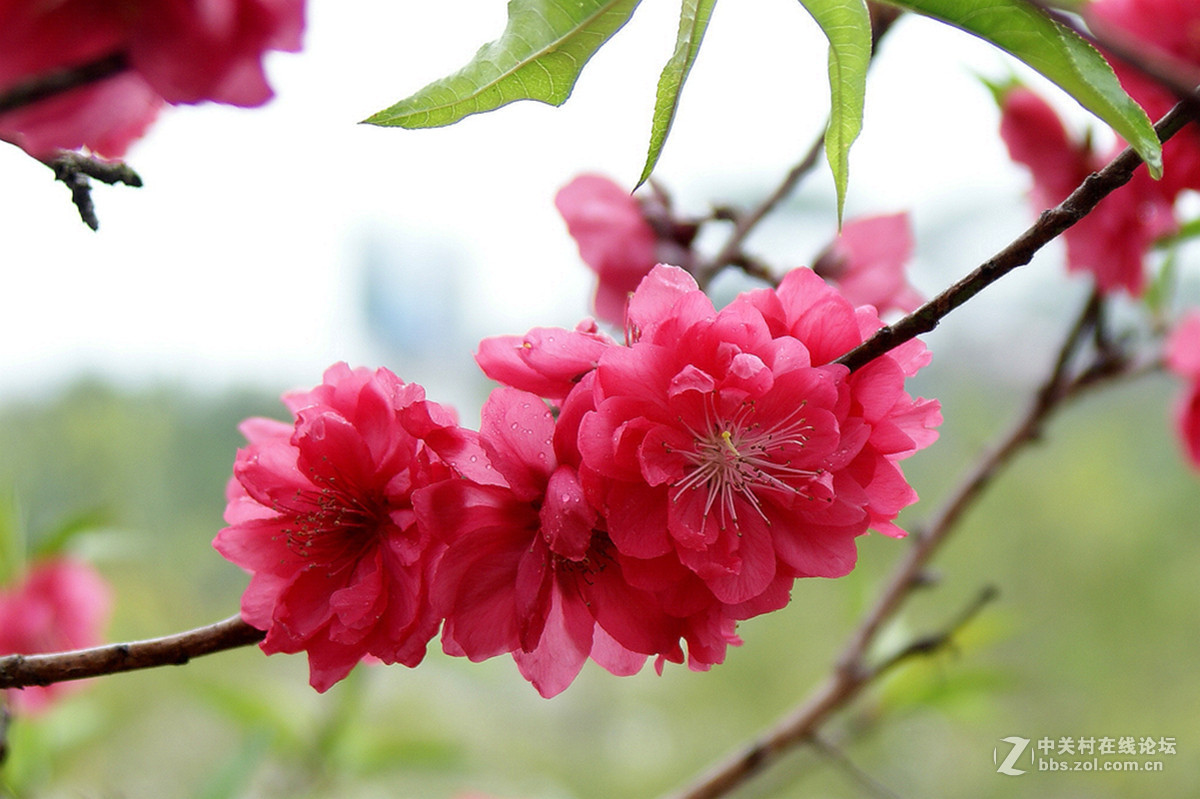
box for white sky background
[0,1,1093,417]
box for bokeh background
[2,1,1199,797]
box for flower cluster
[0,558,112,714]
[0,0,305,159]
[217,266,940,696]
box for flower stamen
[672,395,819,530]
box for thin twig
[809,734,905,799]
[0,615,264,689]
[46,152,143,231]
[695,4,903,287]
[869,584,999,677]
[696,135,826,287]
[835,98,1196,373]
[0,53,129,116]
[664,290,1149,799]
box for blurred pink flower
[555,174,662,326]
[1085,0,1200,198]
[214,364,454,692]
[0,0,304,158]
[0,558,112,714]
[998,86,1175,295]
[128,0,304,107]
[813,212,923,314]
[1166,311,1200,468]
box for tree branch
[835,99,1196,373]
[46,151,143,231]
[0,53,129,116]
[694,4,904,287]
[0,615,264,689]
[809,733,904,799]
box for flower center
[672,397,819,529]
[280,477,387,561]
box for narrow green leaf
[798,0,872,225]
[637,0,718,187]
[365,0,643,128]
[885,0,1162,177]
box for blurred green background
[3,1,1199,794]
[0,333,1197,799]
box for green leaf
[365,0,643,128]
[885,0,1162,177]
[637,0,718,187]
[798,0,872,225]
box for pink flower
[474,319,616,404]
[129,0,305,107]
[555,174,662,326]
[580,266,939,604]
[998,86,1175,295]
[0,558,112,714]
[213,364,455,692]
[415,385,676,697]
[813,212,923,314]
[1166,311,1200,468]
[1085,0,1200,198]
[0,0,304,159]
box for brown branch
[665,291,1151,799]
[835,99,1196,373]
[694,4,904,287]
[809,733,904,799]
[869,584,999,677]
[46,151,143,231]
[0,52,129,116]
[696,133,826,288]
[0,615,264,689]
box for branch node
[45,151,143,231]
[909,568,940,590]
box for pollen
[672,395,818,530]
